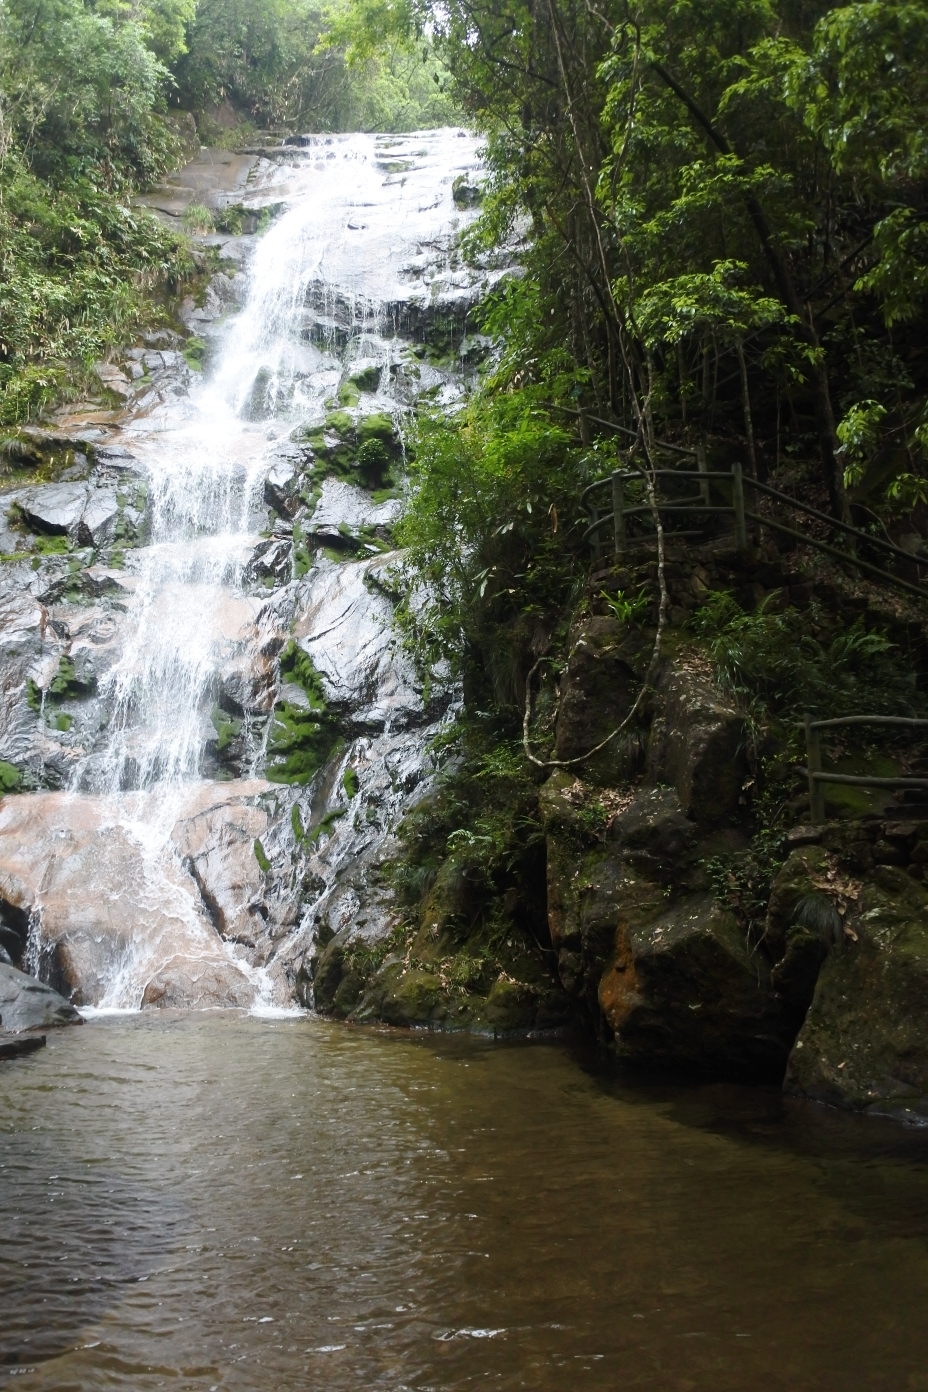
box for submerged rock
[0,962,82,1031]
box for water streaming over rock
[0,130,493,1011]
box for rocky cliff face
[530,544,928,1114]
[306,527,928,1123]
[0,131,496,1013]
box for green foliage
[0,160,191,422]
[837,399,888,488]
[183,204,215,234]
[389,724,544,937]
[598,587,648,627]
[46,655,93,698]
[177,0,456,135]
[254,838,271,873]
[703,828,786,941]
[690,590,917,722]
[0,760,22,793]
[307,807,347,843]
[183,336,207,370]
[395,391,585,704]
[342,766,359,798]
[0,0,179,185]
[408,0,928,519]
[355,437,390,486]
[211,706,242,753]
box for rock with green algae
[541,771,801,1078]
[784,865,928,1120]
[309,929,570,1035]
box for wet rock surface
[784,861,928,1120]
[0,962,82,1031]
[0,131,490,1013]
[0,781,304,1008]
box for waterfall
[0,129,487,1011]
[77,133,472,793]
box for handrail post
[696,439,709,506]
[804,713,825,824]
[589,500,600,563]
[611,472,626,559]
[732,461,747,551]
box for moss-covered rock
[784,866,928,1118]
[350,365,381,393]
[598,892,797,1080]
[541,770,801,1077]
[377,965,445,1026]
[265,643,341,784]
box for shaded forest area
[393,0,928,659]
[363,0,928,1004]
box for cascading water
[0,129,489,1011]
[78,135,453,793]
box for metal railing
[582,460,928,604]
[799,715,928,824]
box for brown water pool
[3,1012,928,1390]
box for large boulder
[292,551,427,730]
[15,482,89,534]
[307,478,401,540]
[647,655,747,823]
[0,962,82,1031]
[597,891,797,1080]
[0,783,294,1009]
[541,772,798,1078]
[15,482,122,547]
[553,616,644,779]
[784,865,928,1119]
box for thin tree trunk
[651,62,849,522]
[735,337,757,479]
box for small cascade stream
[0,129,491,1011]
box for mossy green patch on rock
[350,365,381,393]
[211,705,243,758]
[265,642,341,784]
[0,760,22,793]
[357,412,395,446]
[325,410,355,437]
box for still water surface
[3,1014,928,1390]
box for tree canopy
[396,0,928,526]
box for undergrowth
[388,719,547,950]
